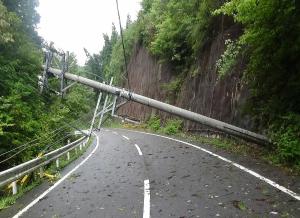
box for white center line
[122,135,130,140]
[134,144,143,156]
[143,179,151,218]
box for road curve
[1,129,299,218]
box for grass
[0,137,94,211]
[103,118,123,128]
[0,179,41,211]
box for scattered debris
[232,200,247,211]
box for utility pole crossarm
[44,66,270,145]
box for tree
[2,0,41,43]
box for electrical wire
[115,0,131,91]
[0,111,94,164]
[0,125,69,158]
[0,51,98,165]
[0,80,95,163]
[0,132,73,165]
[0,113,92,163]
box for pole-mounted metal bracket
[60,51,69,98]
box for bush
[270,113,300,167]
[216,39,241,78]
[162,119,182,135]
[147,116,161,131]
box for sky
[37,0,141,65]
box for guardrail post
[39,167,44,178]
[56,158,59,168]
[0,136,86,189]
[75,147,78,154]
[67,152,70,161]
[12,181,17,195]
[79,143,82,151]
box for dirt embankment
[118,18,255,132]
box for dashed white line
[122,135,130,140]
[134,144,143,156]
[12,134,100,218]
[143,179,151,218]
[122,129,300,201]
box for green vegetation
[269,114,300,169]
[216,39,241,78]
[0,0,95,170]
[145,116,182,135]
[1,0,299,189]
[90,0,299,169]
[162,119,182,135]
[85,19,140,84]
[146,116,161,131]
[0,179,41,211]
[103,118,123,128]
[214,0,300,168]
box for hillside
[85,0,300,169]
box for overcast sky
[37,0,141,65]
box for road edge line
[120,129,300,201]
[12,134,100,218]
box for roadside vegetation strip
[12,134,99,218]
[0,137,94,211]
[121,129,300,201]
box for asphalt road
[1,128,299,218]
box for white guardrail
[0,135,89,190]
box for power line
[115,0,131,91]
[0,112,94,165]
[0,112,93,162]
[0,132,72,165]
[0,79,94,160]
[0,125,68,158]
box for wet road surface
[1,128,299,218]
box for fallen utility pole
[44,66,270,145]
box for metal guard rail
[0,135,88,188]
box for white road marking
[143,179,151,218]
[122,135,130,140]
[113,131,118,135]
[12,134,100,218]
[134,144,143,156]
[122,129,300,201]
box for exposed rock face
[118,19,256,132]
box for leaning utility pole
[43,66,270,145]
